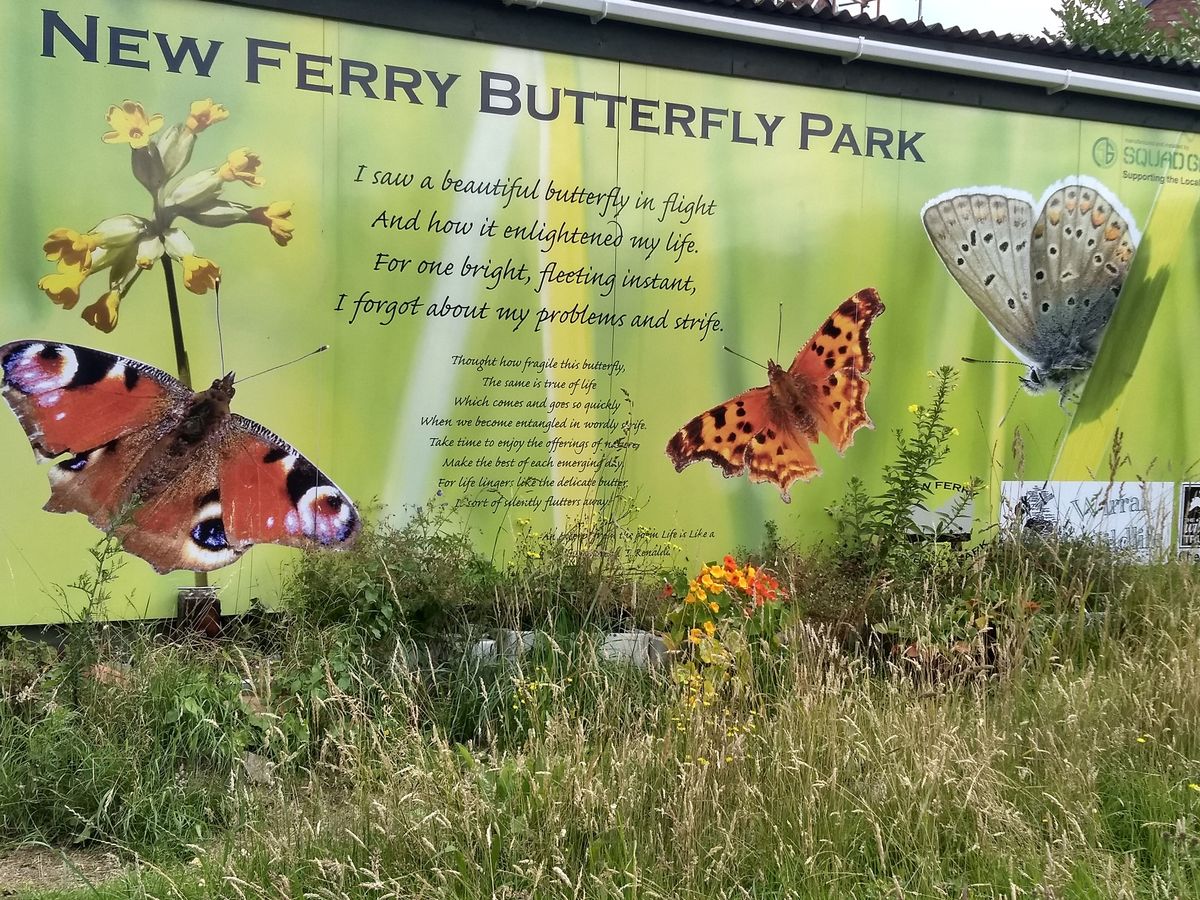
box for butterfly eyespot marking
[1035,270,1045,282]
[969,230,978,246]
[821,322,842,338]
[767,429,776,439]
[1040,302,1050,313]
[824,358,836,369]
[1049,246,1058,256]
[1016,240,1028,251]
[828,374,838,385]
[1007,298,1017,309]
[191,518,229,551]
[1083,298,1091,306]
[960,242,970,252]
[740,422,753,434]
[714,435,723,443]
[1067,297,1076,306]
[832,401,842,410]
[727,431,736,442]
[735,400,744,407]
[711,407,727,428]
[196,488,219,508]
[956,257,965,266]
[755,434,766,445]
[999,240,1010,252]
[1061,270,1075,280]
[984,274,996,286]
[1075,228,1084,238]
[814,344,824,355]
[983,232,993,243]
[735,407,746,418]
[58,451,91,473]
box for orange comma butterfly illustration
[665,288,885,502]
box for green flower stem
[161,254,193,389]
[160,253,207,591]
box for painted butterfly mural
[0,340,360,574]
[665,288,884,502]
[921,177,1140,402]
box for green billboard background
[0,0,1196,622]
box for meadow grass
[2,533,1199,899]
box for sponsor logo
[1179,483,1200,553]
[1092,136,1117,169]
[1000,481,1173,559]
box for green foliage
[827,366,979,576]
[285,503,502,639]
[1050,0,1200,60]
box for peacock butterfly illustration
[0,340,360,573]
[666,288,884,502]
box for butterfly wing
[788,288,885,452]
[665,387,821,503]
[114,416,361,573]
[1026,179,1138,369]
[921,189,1038,362]
[1,340,187,460]
[217,415,360,553]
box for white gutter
[502,0,1200,111]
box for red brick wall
[1147,0,1199,29]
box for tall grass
[3,539,1198,899]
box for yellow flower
[1189,783,1200,792]
[688,627,704,645]
[950,427,960,436]
[703,620,716,636]
[708,601,720,613]
[186,99,229,133]
[182,255,221,294]
[700,574,714,590]
[908,404,920,414]
[1136,737,1147,744]
[696,757,709,766]
[218,148,264,187]
[102,100,164,149]
[37,262,88,309]
[250,201,294,246]
[81,290,121,333]
[43,228,100,269]
[526,551,541,560]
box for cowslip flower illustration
[37,98,295,343]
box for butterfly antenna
[235,345,329,385]
[214,279,226,374]
[961,356,1028,366]
[723,346,767,370]
[776,302,783,362]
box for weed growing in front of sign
[828,366,978,576]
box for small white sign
[1000,481,1174,558]
[1179,483,1200,558]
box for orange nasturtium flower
[38,98,295,331]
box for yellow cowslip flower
[218,148,264,187]
[43,228,100,269]
[746,566,757,581]
[183,255,221,294]
[688,627,704,645]
[81,290,121,333]
[700,573,715,590]
[102,100,164,149]
[37,262,88,309]
[683,591,698,605]
[708,601,720,613]
[908,404,920,414]
[250,201,294,246]
[707,565,725,580]
[703,620,716,636]
[186,99,229,133]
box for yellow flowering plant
[661,556,788,705]
[37,98,295,378]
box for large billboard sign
[2,1,1199,622]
